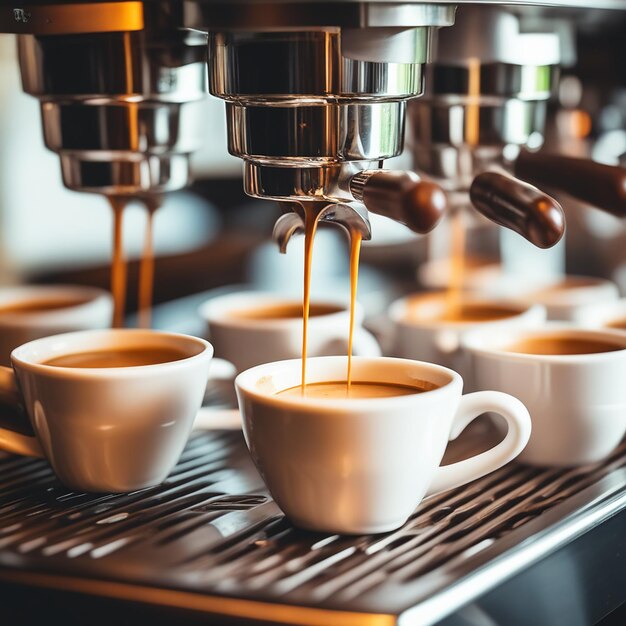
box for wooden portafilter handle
[469,172,565,249]
[515,150,626,217]
[350,170,447,234]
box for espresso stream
[109,196,159,330]
[138,197,160,329]
[300,207,363,396]
[447,211,466,320]
[301,209,322,394]
[110,197,128,329]
[441,57,479,321]
[347,230,363,389]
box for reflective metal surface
[410,6,559,187]
[209,25,433,209]
[42,101,205,155]
[0,427,624,626]
[60,153,192,195]
[428,64,557,101]
[209,29,427,101]
[244,161,382,201]
[187,2,456,31]
[228,102,405,163]
[18,24,207,195]
[273,201,372,252]
[412,99,547,147]
[209,30,341,100]
[411,99,548,189]
[244,162,346,200]
[18,31,206,102]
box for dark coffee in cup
[402,297,522,324]
[43,346,189,368]
[505,335,624,356]
[230,303,343,321]
[0,297,91,315]
[277,380,436,399]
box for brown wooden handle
[515,150,626,217]
[469,172,565,249]
[351,170,447,234]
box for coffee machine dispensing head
[410,5,567,247]
[15,1,207,197]
[3,0,624,243]
[185,2,454,248]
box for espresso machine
[1,2,626,625]
[412,4,626,292]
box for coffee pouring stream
[109,192,163,330]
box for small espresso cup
[200,292,381,372]
[235,356,531,534]
[0,329,213,492]
[0,285,113,365]
[389,292,545,380]
[515,275,619,321]
[571,298,626,332]
[464,326,626,466]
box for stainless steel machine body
[2,0,625,236]
[1,422,625,625]
[15,3,207,195]
[411,5,561,191]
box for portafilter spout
[272,201,372,254]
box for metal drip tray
[1,423,625,626]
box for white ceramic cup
[0,285,113,365]
[200,292,381,372]
[515,275,619,321]
[389,292,546,381]
[0,329,213,492]
[464,326,626,467]
[235,356,531,534]
[571,297,626,331]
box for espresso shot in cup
[0,285,113,365]
[199,292,381,372]
[235,356,531,534]
[0,329,213,492]
[389,291,545,381]
[464,325,626,466]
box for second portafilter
[411,5,566,249]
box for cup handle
[426,391,531,496]
[0,366,43,458]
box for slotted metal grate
[1,427,625,626]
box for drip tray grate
[1,426,625,625]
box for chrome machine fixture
[11,2,207,196]
[410,5,567,249]
[410,4,626,250]
[187,2,457,246]
[1,1,625,236]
